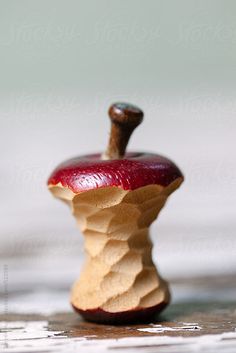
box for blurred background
[0,0,235,313]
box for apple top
[48,152,184,193]
[48,102,184,193]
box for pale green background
[0,0,235,96]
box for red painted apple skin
[72,301,168,325]
[48,152,183,193]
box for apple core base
[49,179,182,324]
[72,301,168,324]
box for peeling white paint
[0,321,236,353]
[77,331,236,353]
[0,320,66,340]
[137,323,202,333]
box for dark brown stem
[103,103,143,160]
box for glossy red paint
[72,301,168,324]
[48,152,183,193]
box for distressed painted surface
[1,276,236,352]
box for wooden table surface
[1,274,236,353]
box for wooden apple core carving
[48,103,184,324]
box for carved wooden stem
[103,103,143,160]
